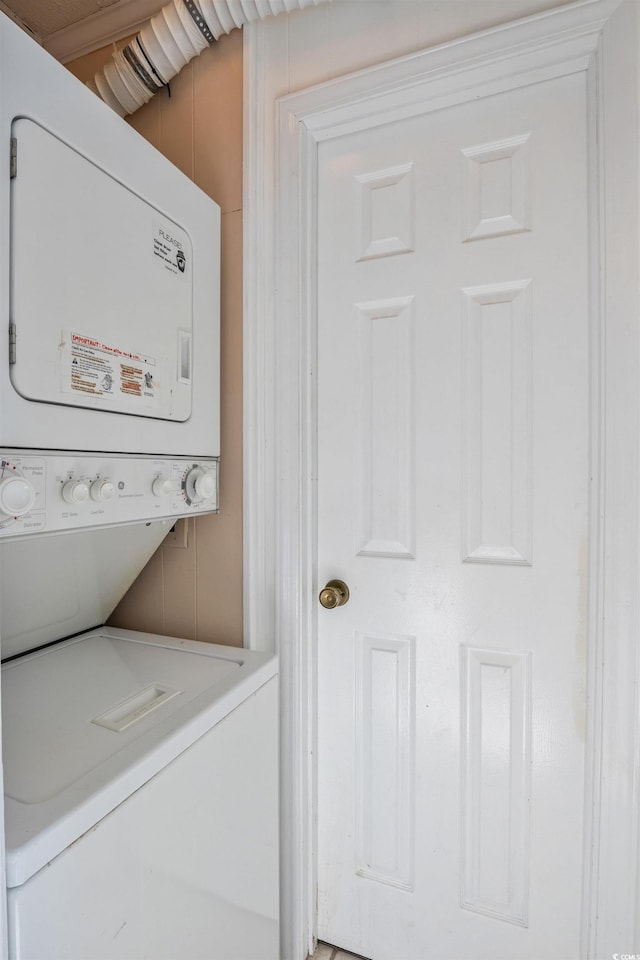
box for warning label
[68,333,158,405]
[153,218,189,279]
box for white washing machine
[0,471,280,960]
[2,628,279,960]
[0,13,280,959]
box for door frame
[243,2,640,957]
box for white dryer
[0,13,220,459]
[0,9,221,536]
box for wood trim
[43,0,166,64]
[245,1,640,956]
[272,99,319,960]
[584,3,640,952]
[242,23,276,654]
[278,0,616,136]
[244,21,315,960]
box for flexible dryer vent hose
[91,0,328,116]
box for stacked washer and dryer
[0,13,278,960]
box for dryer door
[10,118,193,423]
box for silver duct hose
[91,0,328,116]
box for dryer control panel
[0,451,219,540]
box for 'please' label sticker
[152,218,189,280]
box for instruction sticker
[152,218,189,280]
[66,333,158,406]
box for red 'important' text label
[66,332,158,405]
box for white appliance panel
[0,13,220,457]
[0,450,219,541]
[11,119,193,423]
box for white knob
[194,472,216,501]
[152,476,173,497]
[62,479,90,505]
[183,466,216,505]
[0,476,36,517]
[90,479,114,503]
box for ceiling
[0,0,167,61]
[2,0,121,38]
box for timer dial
[182,465,216,506]
[0,475,36,518]
[194,472,216,501]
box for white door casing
[243,2,640,958]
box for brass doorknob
[319,579,350,609]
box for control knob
[90,478,115,503]
[183,466,216,505]
[62,478,90,505]
[0,475,36,518]
[152,476,173,497]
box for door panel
[317,70,589,960]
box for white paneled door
[316,69,590,960]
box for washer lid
[2,628,278,888]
